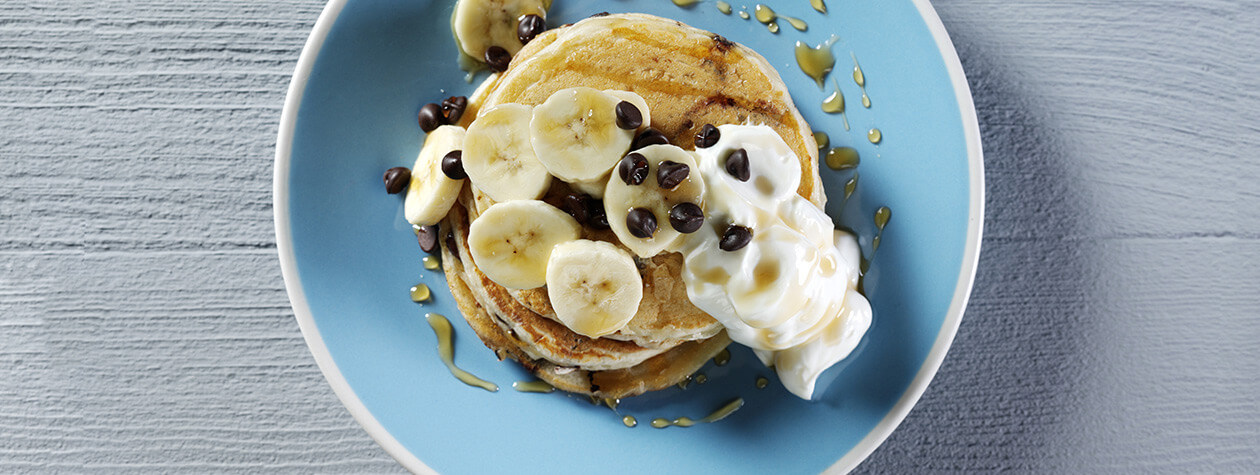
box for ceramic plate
[275,0,982,472]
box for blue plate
[275,0,982,472]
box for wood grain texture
[1,0,1256,473]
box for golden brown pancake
[441,13,821,398]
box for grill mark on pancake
[548,59,753,100]
[667,95,791,143]
[711,34,735,53]
[706,94,737,108]
[606,26,745,62]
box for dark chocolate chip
[485,46,512,72]
[562,193,590,224]
[418,103,444,132]
[417,225,439,254]
[669,202,704,234]
[725,148,750,181]
[719,225,752,251]
[589,11,610,18]
[517,14,546,45]
[626,208,657,239]
[656,160,690,189]
[631,127,669,151]
[445,230,459,261]
[383,167,411,194]
[618,153,649,185]
[441,150,466,180]
[615,101,642,130]
[440,96,467,123]
[588,202,609,230]
[695,123,720,148]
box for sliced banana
[404,125,466,226]
[530,87,634,183]
[604,144,706,258]
[467,200,580,289]
[564,90,650,199]
[452,0,550,61]
[546,239,643,338]
[463,103,552,202]
[603,89,651,132]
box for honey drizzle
[426,313,498,392]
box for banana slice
[463,103,553,202]
[603,89,651,132]
[467,200,580,289]
[530,87,634,183]
[604,144,706,258]
[404,125,466,226]
[452,0,550,61]
[546,239,643,338]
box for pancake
[441,13,821,398]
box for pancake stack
[440,13,822,399]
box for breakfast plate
[274,0,982,472]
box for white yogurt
[680,124,871,399]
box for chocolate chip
[719,225,752,251]
[589,11,610,18]
[618,153,649,185]
[417,225,439,254]
[440,96,467,123]
[631,127,669,151]
[441,150,466,180]
[626,208,657,239]
[383,167,410,194]
[562,193,590,224]
[517,14,546,45]
[418,103,443,132]
[656,160,689,189]
[485,46,511,72]
[695,124,720,148]
[589,203,609,230]
[669,202,704,234]
[615,101,642,130]
[725,148,750,181]
[445,230,459,261]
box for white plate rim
[272,0,985,473]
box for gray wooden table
[3,0,1256,472]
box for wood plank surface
[1,0,1256,472]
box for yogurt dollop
[680,124,872,399]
